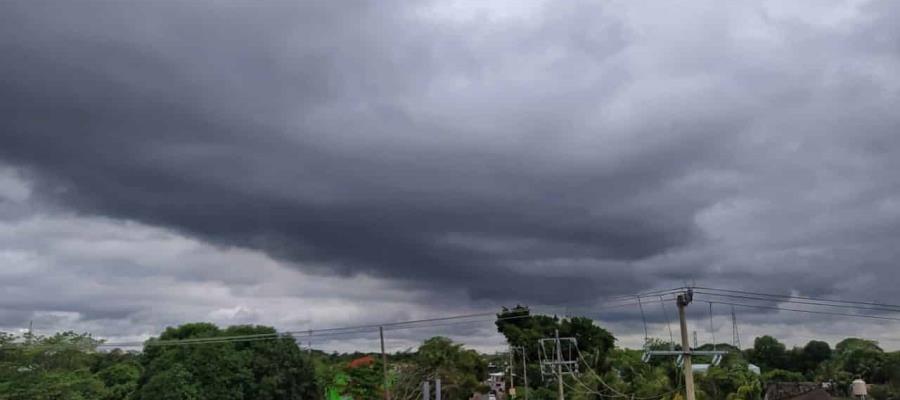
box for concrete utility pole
[521,347,529,400]
[678,291,696,400]
[555,329,564,400]
[435,378,441,400]
[423,381,430,400]
[380,326,391,400]
[509,346,515,396]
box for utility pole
[555,329,564,400]
[678,291,696,400]
[509,346,515,396]
[380,326,391,400]
[521,347,529,400]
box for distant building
[765,383,832,400]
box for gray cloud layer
[2,0,900,345]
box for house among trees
[764,383,833,400]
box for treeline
[0,323,487,400]
[4,314,900,400]
[742,335,900,396]
[0,324,318,399]
[494,306,900,400]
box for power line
[693,286,900,311]
[128,294,679,348]
[541,287,685,309]
[704,300,900,323]
[90,311,542,349]
[571,340,680,400]
[91,311,507,348]
[692,290,900,314]
[116,298,666,349]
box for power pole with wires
[555,329,564,400]
[678,290,696,400]
[508,345,515,397]
[538,330,577,398]
[518,346,528,400]
[380,326,391,400]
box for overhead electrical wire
[19,286,900,352]
[692,290,900,314]
[542,287,685,309]
[125,298,661,348]
[7,288,686,351]
[571,342,681,400]
[27,285,900,398]
[102,300,665,349]
[692,286,900,311]
[97,313,531,348]
[702,300,900,323]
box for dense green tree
[96,361,141,400]
[836,338,882,354]
[396,336,487,400]
[496,305,616,395]
[761,369,805,383]
[135,323,317,400]
[698,359,762,400]
[842,346,885,382]
[10,320,900,400]
[603,348,677,400]
[799,341,832,375]
[747,336,787,372]
[0,331,110,400]
[139,363,200,400]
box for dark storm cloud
[2,0,900,315]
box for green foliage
[697,360,762,400]
[138,363,200,400]
[762,369,805,383]
[747,336,787,371]
[401,336,487,400]
[836,338,882,354]
[6,319,900,400]
[96,360,141,400]
[135,323,318,400]
[0,331,110,400]
[496,305,616,394]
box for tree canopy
[6,316,900,400]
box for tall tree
[135,323,317,400]
[747,336,787,372]
[799,340,832,375]
[0,331,109,399]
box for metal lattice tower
[537,335,579,378]
[731,305,741,349]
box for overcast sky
[2,0,900,352]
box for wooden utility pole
[677,291,695,400]
[555,329,564,400]
[380,326,391,400]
